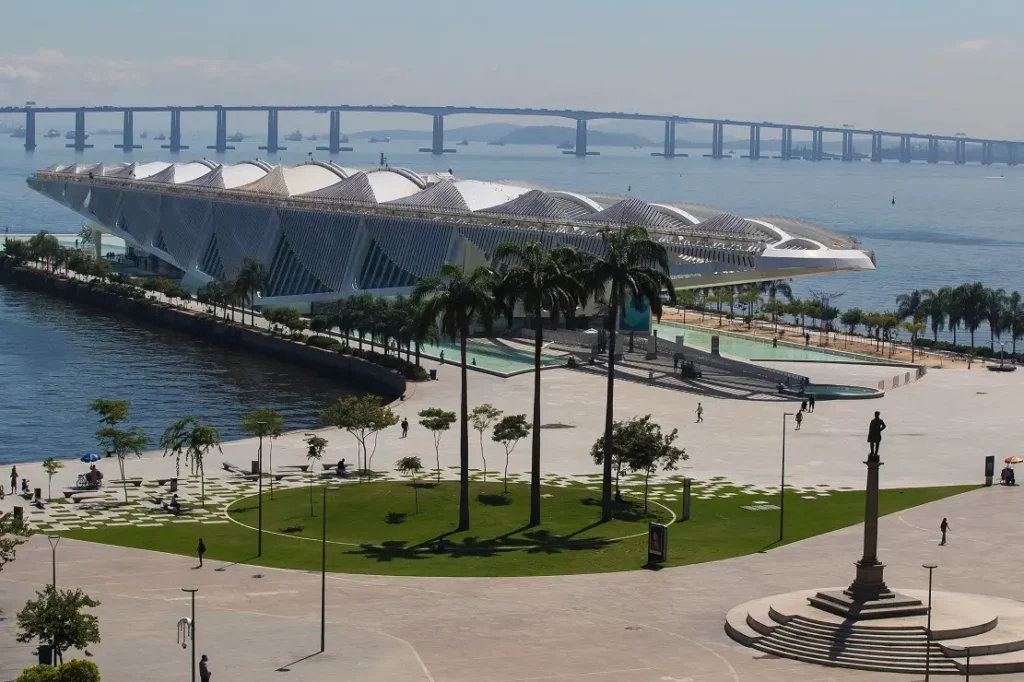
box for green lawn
[57,481,976,577]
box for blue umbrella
[80,453,101,463]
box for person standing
[800,399,808,413]
[795,410,803,431]
[199,654,211,682]
[401,418,409,438]
[9,466,17,495]
[867,411,886,456]
[940,518,950,546]
[695,403,704,423]
[808,394,816,413]
[197,538,206,568]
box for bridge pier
[898,135,910,163]
[954,139,966,164]
[1009,143,1019,167]
[115,110,141,152]
[780,127,792,160]
[24,110,36,151]
[160,109,188,152]
[258,108,285,153]
[870,133,882,162]
[651,120,680,158]
[810,129,823,161]
[706,122,725,159]
[981,142,994,165]
[745,125,761,159]
[419,114,454,154]
[207,108,234,152]
[926,137,939,164]
[65,109,93,151]
[316,110,353,153]
[841,131,855,161]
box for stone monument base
[808,589,929,619]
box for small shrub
[59,660,100,682]
[16,665,60,682]
[306,336,341,351]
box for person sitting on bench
[1002,466,1016,485]
[164,494,182,515]
[86,465,104,487]
[336,459,348,478]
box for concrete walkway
[2,479,1020,681]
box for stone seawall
[0,267,406,401]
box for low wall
[0,266,406,401]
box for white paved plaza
[2,356,1022,680]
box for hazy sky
[1,0,1022,137]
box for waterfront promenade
[1,479,1019,681]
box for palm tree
[946,285,965,346]
[984,287,1007,351]
[1004,291,1024,355]
[235,257,269,327]
[918,289,947,342]
[760,279,793,304]
[902,321,926,362]
[895,290,925,321]
[585,226,675,522]
[493,240,583,526]
[959,282,988,348]
[414,263,496,531]
[737,286,760,327]
[159,417,222,508]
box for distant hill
[350,122,522,143]
[350,129,431,140]
[497,125,654,147]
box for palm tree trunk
[458,323,471,532]
[601,294,618,522]
[530,312,543,526]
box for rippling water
[0,284,360,465]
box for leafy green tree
[41,458,65,501]
[16,586,101,665]
[240,408,285,498]
[28,231,62,271]
[1,512,33,581]
[493,240,584,525]
[16,664,60,682]
[304,434,328,515]
[414,263,496,531]
[840,308,863,335]
[396,456,425,513]
[89,399,148,503]
[675,289,697,323]
[77,224,94,248]
[491,414,529,495]
[417,407,457,484]
[584,226,675,522]
[738,286,760,327]
[592,415,687,514]
[902,321,926,362]
[55,659,100,682]
[321,396,398,479]
[469,404,502,482]
[3,237,30,266]
[310,315,329,338]
[159,418,222,508]
[919,288,948,342]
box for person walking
[199,654,211,682]
[867,411,886,456]
[940,518,950,546]
[401,418,409,438]
[695,403,704,423]
[808,394,816,413]
[9,466,17,495]
[800,399,808,413]
[197,538,206,567]
[795,410,803,431]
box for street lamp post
[182,588,198,682]
[47,535,59,590]
[780,412,794,543]
[320,483,338,653]
[256,421,267,557]
[923,563,938,680]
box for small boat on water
[10,126,26,138]
[140,131,148,139]
[367,136,391,143]
[556,141,574,150]
[44,128,61,138]
[227,132,245,142]
[340,134,350,143]
[456,139,469,146]
[154,133,167,141]
[284,130,303,142]
[64,130,89,140]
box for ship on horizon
[284,130,303,142]
[64,130,89,140]
[367,136,391,143]
[154,133,166,141]
[10,126,26,139]
[227,132,245,142]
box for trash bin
[37,645,53,666]
[429,369,437,381]
[251,460,260,475]
[169,478,178,493]
[13,506,23,522]
[34,487,41,503]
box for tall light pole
[47,535,59,590]
[182,587,198,682]
[320,483,337,653]
[923,563,937,680]
[256,420,267,557]
[780,412,794,543]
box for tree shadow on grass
[579,496,659,523]
[477,493,512,506]
[385,512,407,525]
[280,525,305,534]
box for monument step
[753,639,960,675]
[780,610,923,633]
[772,626,932,653]
[770,628,943,660]
[953,649,1024,675]
[807,595,933,620]
[783,618,929,643]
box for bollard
[251,460,260,475]
[13,506,24,522]
[681,478,692,521]
[169,478,178,493]
[985,455,995,487]
[34,487,41,502]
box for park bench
[280,465,310,472]
[71,493,104,504]
[110,478,143,487]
